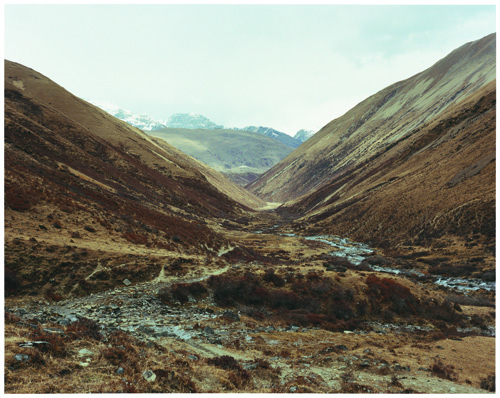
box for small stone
[116,367,125,375]
[77,348,94,358]
[123,279,132,286]
[143,370,156,382]
[204,326,215,335]
[14,354,29,362]
[222,310,240,321]
[18,341,49,349]
[79,362,89,367]
[289,386,298,393]
[43,327,65,335]
[188,355,199,361]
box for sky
[4,2,497,136]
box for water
[281,233,495,292]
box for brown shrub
[65,317,103,341]
[480,374,495,392]
[431,360,457,381]
[5,266,23,296]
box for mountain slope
[248,34,495,254]
[248,33,495,203]
[287,81,495,251]
[4,59,266,295]
[150,127,295,185]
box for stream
[280,233,495,293]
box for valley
[4,33,496,395]
[4,210,495,393]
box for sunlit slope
[150,127,295,185]
[286,80,495,251]
[248,33,495,203]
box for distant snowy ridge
[294,129,315,142]
[88,100,314,144]
[166,113,223,130]
[88,100,168,131]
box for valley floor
[4,213,496,394]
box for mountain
[294,129,315,142]
[150,127,295,185]
[5,59,266,294]
[239,126,302,148]
[248,33,496,253]
[166,113,224,130]
[87,100,168,131]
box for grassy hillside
[150,127,295,185]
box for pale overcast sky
[4,3,497,135]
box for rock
[77,348,94,358]
[335,344,349,351]
[142,370,156,382]
[188,355,199,361]
[116,367,125,375]
[79,362,89,367]
[14,354,30,362]
[123,279,132,286]
[18,341,49,349]
[222,310,240,321]
[289,386,298,393]
[286,324,300,332]
[43,327,65,335]
[204,326,215,335]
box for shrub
[365,275,420,316]
[5,186,35,212]
[123,231,148,245]
[263,269,286,287]
[208,272,263,306]
[5,266,23,296]
[45,290,63,303]
[170,284,190,304]
[480,374,495,392]
[100,346,127,366]
[328,300,354,320]
[268,289,310,311]
[187,282,208,298]
[207,355,241,371]
[66,317,103,341]
[445,293,495,308]
[158,281,208,304]
[27,331,67,358]
[431,360,457,381]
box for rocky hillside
[150,127,295,185]
[248,33,495,252]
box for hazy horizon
[4,4,496,136]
